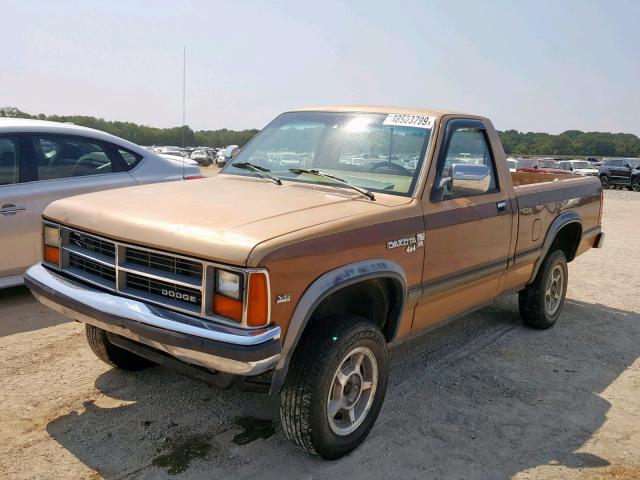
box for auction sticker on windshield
[383,114,434,129]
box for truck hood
[43,175,393,266]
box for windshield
[571,161,591,169]
[507,160,518,169]
[223,111,434,196]
[538,160,560,169]
[628,159,640,168]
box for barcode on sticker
[383,114,434,129]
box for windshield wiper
[289,168,375,200]
[232,162,282,185]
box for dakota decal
[383,114,434,129]
[387,232,425,253]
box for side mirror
[533,165,539,169]
[449,164,491,196]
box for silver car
[0,118,202,288]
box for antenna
[182,46,186,178]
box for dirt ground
[1,188,638,480]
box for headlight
[215,270,242,300]
[43,225,61,266]
[212,269,270,327]
[212,269,244,322]
[44,225,61,247]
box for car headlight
[212,269,270,327]
[216,269,242,300]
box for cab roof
[288,105,474,118]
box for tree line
[2,106,639,157]
[0,107,259,149]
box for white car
[506,158,519,172]
[0,118,202,288]
[558,160,599,176]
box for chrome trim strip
[118,264,201,288]
[63,244,115,267]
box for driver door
[412,118,515,331]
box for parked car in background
[598,158,640,191]
[155,146,188,157]
[216,144,239,167]
[506,158,519,172]
[190,149,213,166]
[516,158,568,175]
[558,160,599,176]
[0,118,202,288]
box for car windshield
[538,160,560,168]
[628,159,640,168]
[507,160,518,169]
[223,111,434,196]
[571,161,591,169]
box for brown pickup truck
[25,106,604,459]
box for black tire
[519,250,568,329]
[85,324,154,370]
[280,316,389,459]
[633,177,640,192]
[600,175,610,189]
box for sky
[2,0,639,134]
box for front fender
[269,259,407,393]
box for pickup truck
[24,106,604,459]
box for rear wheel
[600,175,610,189]
[280,316,389,459]
[85,324,154,370]
[632,177,640,192]
[519,250,568,329]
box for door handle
[496,200,508,214]
[1,204,27,216]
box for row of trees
[499,129,640,157]
[2,106,639,156]
[0,107,259,148]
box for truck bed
[502,172,602,294]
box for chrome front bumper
[24,264,281,376]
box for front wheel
[519,250,568,329]
[600,175,610,189]
[280,316,389,459]
[632,177,640,192]
[85,325,154,370]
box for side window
[117,147,143,170]
[0,138,19,186]
[33,136,114,180]
[435,126,498,199]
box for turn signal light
[44,245,60,265]
[247,272,269,327]
[213,294,242,322]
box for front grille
[69,231,115,258]
[124,273,202,311]
[58,227,207,317]
[125,247,202,279]
[68,253,116,283]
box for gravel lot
[1,189,638,479]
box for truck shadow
[0,285,69,337]
[46,296,640,479]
